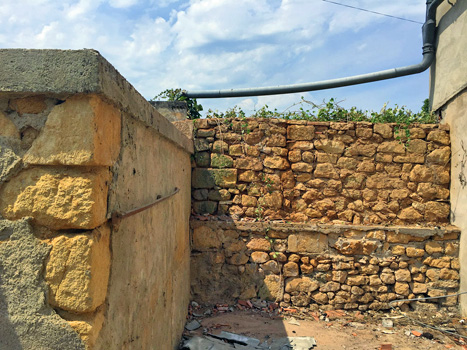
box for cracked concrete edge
[0,49,193,154]
[189,219,460,238]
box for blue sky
[0,0,430,115]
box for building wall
[430,1,467,315]
[430,0,467,111]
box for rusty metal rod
[111,187,180,224]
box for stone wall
[0,50,192,349]
[191,221,460,312]
[192,118,451,226]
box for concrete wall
[430,1,467,315]
[96,113,191,350]
[0,49,192,349]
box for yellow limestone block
[24,95,121,166]
[45,225,111,313]
[0,111,20,139]
[0,167,110,230]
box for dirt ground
[182,304,467,350]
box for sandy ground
[181,306,467,350]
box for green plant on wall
[205,98,437,124]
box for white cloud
[108,0,139,8]
[0,0,430,114]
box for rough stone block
[192,168,237,188]
[235,157,263,171]
[287,125,315,140]
[314,163,339,179]
[263,156,290,170]
[288,233,327,254]
[24,95,121,166]
[192,201,217,214]
[0,145,22,184]
[373,124,392,138]
[314,139,345,154]
[0,111,20,138]
[424,201,450,221]
[192,225,222,250]
[211,154,234,168]
[0,167,110,230]
[285,277,319,293]
[258,275,282,301]
[45,225,111,313]
[9,96,48,115]
[427,130,450,145]
[426,147,450,165]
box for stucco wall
[430,1,467,316]
[430,0,467,110]
[442,90,467,315]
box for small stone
[394,282,410,295]
[380,273,395,284]
[395,269,411,282]
[411,282,427,294]
[320,281,340,292]
[425,241,443,254]
[346,276,366,286]
[439,268,459,280]
[312,292,328,304]
[392,246,406,255]
[332,270,348,283]
[185,320,201,331]
[283,262,299,277]
[426,147,450,165]
[261,261,281,275]
[263,156,290,170]
[285,277,319,293]
[314,139,345,154]
[427,130,450,145]
[406,247,425,258]
[250,252,270,264]
[374,124,393,138]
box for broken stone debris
[185,320,202,331]
[180,335,316,350]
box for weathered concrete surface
[442,90,467,315]
[150,101,187,122]
[24,95,121,166]
[0,167,110,230]
[95,114,191,350]
[45,225,111,313]
[0,49,193,153]
[430,0,467,110]
[0,219,84,350]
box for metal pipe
[184,0,443,99]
